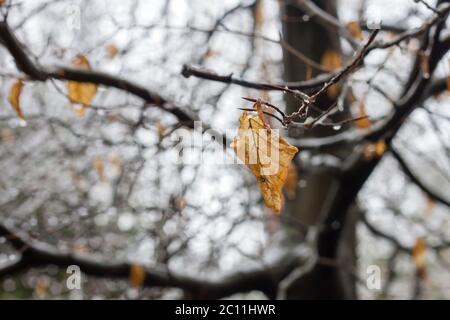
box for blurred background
[1,0,450,299]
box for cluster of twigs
[240,29,380,130]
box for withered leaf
[346,21,364,40]
[105,44,119,59]
[1,128,15,144]
[129,264,146,288]
[412,237,427,270]
[425,197,435,215]
[67,54,98,116]
[8,79,25,120]
[320,49,342,72]
[374,139,386,157]
[231,110,299,213]
[255,0,264,29]
[284,163,298,200]
[355,102,372,129]
[94,156,105,182]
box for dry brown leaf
[346,21,363,40]
[320,49,342,98]
[94,156,105,181]
[425,197,435,215]
[73,243,88,254]
[231,110,299,213]
[305,65,313,81]
[129,264,146,288]
[419,51,430,79]
[8,79,25,120]
[35,276,49,298]
[67,55,97,115]
[105,44,119,58]
[284,163,298,200]
[254,99,270,130]
[355,102,372,129]
[175,196,187,211]
[412,237,427,269]
[375,140,386,157]
[255,0,264,29]
[363,140,386,160]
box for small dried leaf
[67,55,97,115]
[305,65,313,81]
[255,0,264,29]
[355,102,372,129]
[419,51,430,79]
[231,109,299,213]
[320,49,342,72]
[412,237,427,269]
[35,276,49,298]
[375,140,386,157]
[105,44,119,58]
[94,156,105,181]
[129,264,146,288]
[346,21,363,40]
[8,79,25,120]
[175,196,187,211]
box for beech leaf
[8,79,25,120]
[355,102,372,129]
[231,109,299,213]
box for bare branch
[0,223,314,299]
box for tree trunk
[280,0,357,299]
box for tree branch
[181,64,332,92]
[0,223,314,299]
[0,20,196,127]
